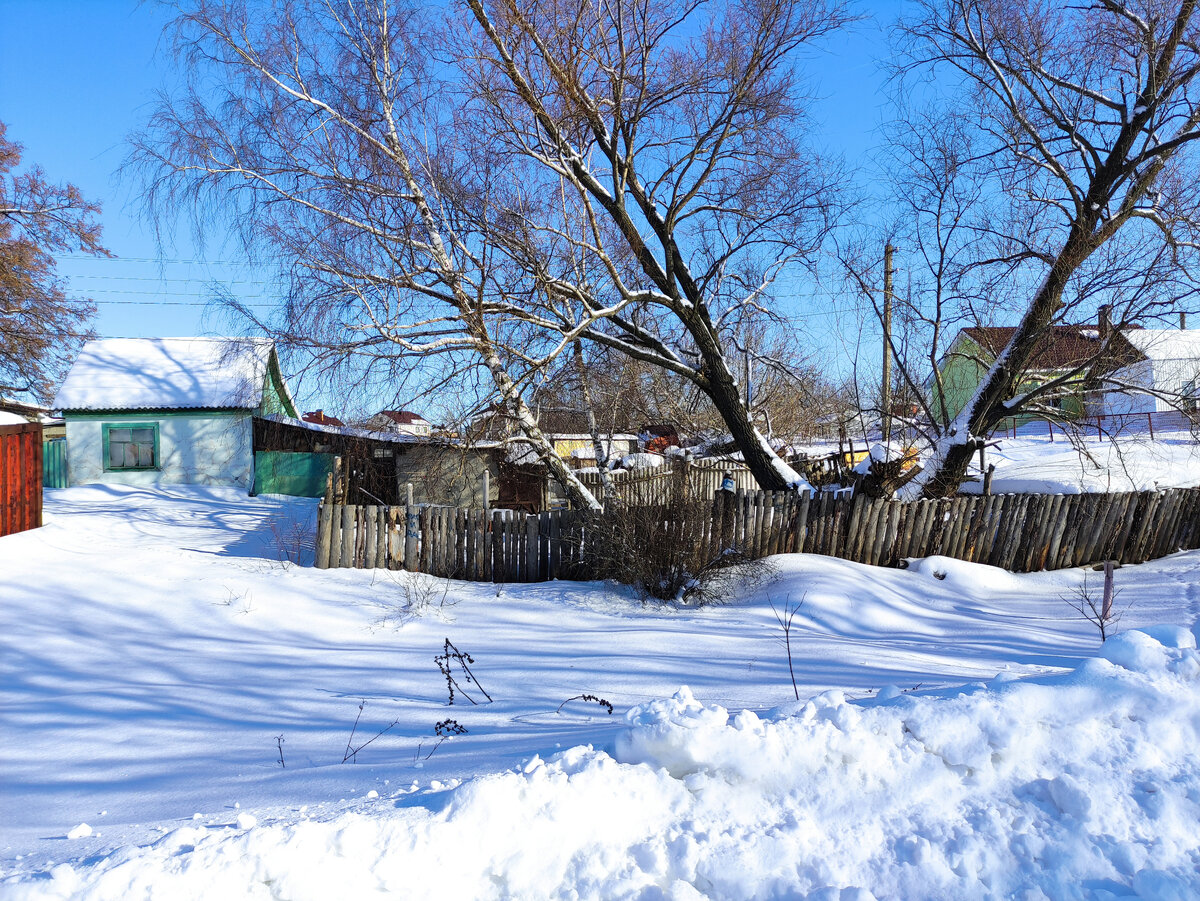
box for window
[103,424,160,471]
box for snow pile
[11,632,1200,900]
[927,430,1200,495]
[621,452,666,469]
[4,486,1200,898]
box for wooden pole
[315,502,333,569]
[881,242,894,443]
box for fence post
[315,502,333,569]
[526,513,541,581]
[339,504,355,568]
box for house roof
[54,337,289,412]
[303,410,344,427]
[960,325,1144,372]
[375,410,429,426]
[1120,329,1200,364]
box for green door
[253,451,336,497]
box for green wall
[253,451,335,497]
[933,336,1087,427]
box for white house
[1102,329,1200,415]
[360,409,434,437]
[53,337,297,491]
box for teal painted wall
[253,451,335,497]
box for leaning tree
[891,0,1200,497]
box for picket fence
[313,485,1200,580]
[574,453,849,505]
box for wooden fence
[314,485,1200,579]
[575,453,848,505]
[1,422,43,538]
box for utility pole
[881,242,895,443]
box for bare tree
[0,121,108,403]
[136,1,609,507]
[455,0,850,489]
[891,0,1200,497]
[135,0,850,504]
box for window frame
[102,422,162,472]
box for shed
[53,337,297,492]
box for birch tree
[137,0,848,502]
[137,1,609,508]
[897,0,1200,497]
[452,0,849,489]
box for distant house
[302,409,344,427]
[932,318,1143,425]
[53,337,297,491]
[361,409,433,437]
[1101,329,1200,415]
[0,397,64,439]
[533,409,639,468]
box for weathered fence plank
[311,482,1200,582]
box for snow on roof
[54,338,281,412]
[1120,328,1200,363]
[258,413,431,445]
[376,410,430,426]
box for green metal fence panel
[42,438,69,489]
[253,451,336,497]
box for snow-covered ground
[966,429,1200,494]
[1,484,1199,899]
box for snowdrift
[13,626,1200,901]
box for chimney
[1182,311,1188,330]
[1098,304,1111,342]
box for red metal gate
[0,421,43,537]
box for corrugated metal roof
[54,337,278,412]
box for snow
[52,337,282,412]
[960,429,1200,494]
[2,485,1200,898]
[621,452,666,469]
[0,411,28,425]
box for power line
[59,254,262,265]
[90,300,277,308]
[77,288,272,297]
[66,274,270,284]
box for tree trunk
[918,234,1092,498]
[480,344,602,511]
[573,342,617,505]
[685,308,796,491]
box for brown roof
[377,410,428,425]
[302,409,343,427]
[961,325,1144,372]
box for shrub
[585,481,773,605]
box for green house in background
[54,337,299,493]
[931,321,1143,427]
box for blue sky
[1,0,902,413]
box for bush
[586,482,773,605]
